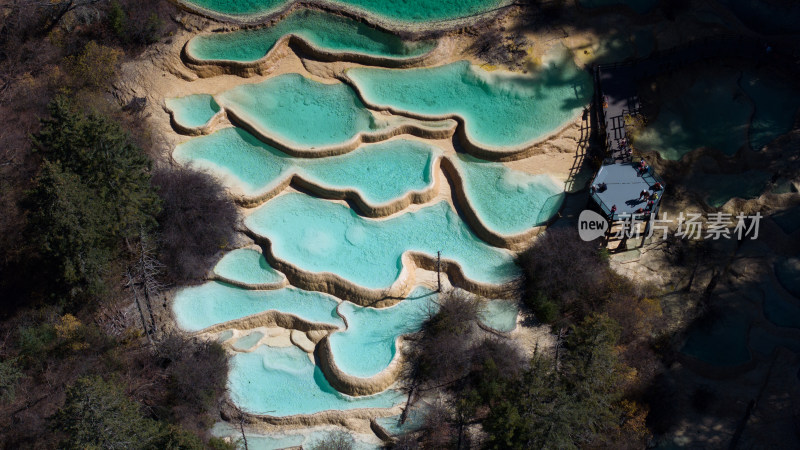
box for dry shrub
[157,333,228,412]
[151,168,238,283]
[308,431,355,450]
[64,40,123,89]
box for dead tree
[125,230,164,343]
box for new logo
[578,210,608,241]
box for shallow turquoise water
[347,56,591,149]
[775,258,800,299]
[165,94,220,129]
[187,9,436,63]
[217,330,234,342]
[761,281,800,329]
[689,170,770,208]
[214,248,284,286]
[455,155,564,234]
[739,71,800,151]
[233,331,265,350]
[376,405,427,436]
[680,308,752,366]
[636,74,751,160]
[479,299,518,332]
[578,0,658,14]
[229,345,402,415]
[245,193,518,289]
[172,281,344,331]
[174,127,438,204]
[329,287,437,377]
[180,0,504,23]
[216,74,380,148]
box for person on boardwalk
[639,189,649,200]
[610,204,617,219]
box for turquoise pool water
[346,56,592,149]
[174,127,439,205]
[233,331,265,350]
[214,248,285,286]
[775,258,800,299]
[245,193,519,290]
[217,330,234,342]
[739,71,800,151]
[329,287,437,378]
[680,308,752,366]
[186,9,436,63]
[479,299,518,332]
[761,281,800,329]
[749,327,800,357]
[165,94,220,129]
[719,0,800,35]
[772,206,800,235]
[578,0,658,14]
[455,155,564,235]
[689,170,770,208]
[376,405,427,436]
[229,344,402,415]
[636,75,751,160]
[172,281,344,331]
[179,0,505,23]
[216,74,381,148]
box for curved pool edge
[169,0,515,35]
[219,101,457,158]
[341,69,588,161]
[243,233,519,306]
[164,98,227,135]
[196,150,445,215]
[219,395,402,427]
[182,31,442,79]
[440,156,555,249]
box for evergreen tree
[24,97,160,300]
[24,161,115,298]
[481,314,626,449]
[53,376,205,450]
[52,376,163,449]
[31,96,159,240]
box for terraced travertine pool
[173,281,344,331]
[245,193,519,290]
[166,3,589,439]
[636,74,751,160]
[637,68,800,160]
[453,154,565,235]
[185,9,437,63]
[230,344,403,415]
[346,56,592,150]
[165,94,221,130]
[173,127,440,206]
[329,287,437,378]
[739,71,800,152]
[213,248,285,287]
[680,306,753,367]
[216,73,382,149]
[687,169,771,208]
[178,0,508,23]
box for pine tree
[25,97,160,301]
